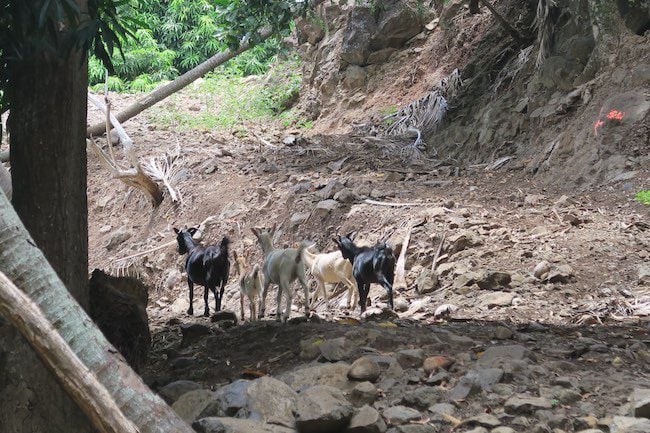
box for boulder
[348,405,387,433]
[504,395,553,415]
[382,406,422,425]
[243,377,298,427]
[610,416,650,433]
[348,357,381,382]
[158,380,203,404]
[172,389,217,424]
[319,337,352,362]
[340,6,376,65]
[344,65,367,89]
[630,388,650,418]
[415,269,439,294]
[371,1,423,49]
[350,381,380,407]
[193,417,294,433]
[295,385,354,433]
[395,349,425,369]
[280,362,353,391]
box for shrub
[635,190,650,205]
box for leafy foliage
[635,190,650,205]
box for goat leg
[187,280,194,316]
[203,287,211,317]
[378,276,394,310]
[240,291,245,321]
[259,281,270,319]
[217,281,225,312]
[276,284,284,322]
[298,270,310,318]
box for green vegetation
[148,56,303,130]
[635,190,650,205]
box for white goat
[233,251,262,322]
[302,245,358,309]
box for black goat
[174,227,231,317]
[333,233,395,313]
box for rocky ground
[84,88,650,433]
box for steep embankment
[293,0,649,188]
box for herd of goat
[173,225,396,322]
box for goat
[233,251,262,322]
[251,225,310,322]
[333,233,395,313]
[302,245,358,309]
[174,227,230,317]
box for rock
[491,428,516,433]
[465,414,501,428]
[211,310,238,324]
[158,380,203,404]
[448,231,483,255]
[350,381,379,407]
[425,371,450,385]
[545,264,575,283]
[295,385,354,433]
[610,416,650,433]
[367,48,397,64]
[396,349,425,369]
[283,135,298,146]
[504,396,553,415]
[344,65,366,89]
[382,406,422,425]
[630,388,650,418]
[448,368,503,401]
[280,362,353,391]
[193,417,294,433]
[415,269,439,294]
[200,380,251,417]
[423,355,454,374]
[462,428,488,433]
[479,291,515,308]
[388,426,437,433]
[340,6,376,65]
[429,403,456,417]
[348,405,387,433]
[244,377,298,427]
[172,389,216,424]
[639,266,650,285]
[334,188,357,203]
[524,194,546,205]
[478,345,528,367]
[552,376,579,389]
[106,227,132,250]
[558,388,582,404]
[493,327,514,340]
[314,199,340,217]
[320,337,351,362]
[291,212,311,227]
[319,179,346,199]
[88,269,150,372]
[372,0,423,48]
[434,304,458,318]
[402,387,442,409]
[533,260,551,280]
[476,271,512,290]
[180,323,212,346]
[348,357,381,382]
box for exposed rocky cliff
[294,0,649,188]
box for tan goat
[233,251,262,322]
[302,245,358,309]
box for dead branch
[479,0,525,45]
[431,232,446,272]
[394,224,413,290]
[0,271,139,433]
[364,199,427,207]
[142,148,183,203]
[87,93,163,207]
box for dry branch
[0,271,139,433]
[431,232,446,272]
[87,94,163,206]
[364,199,427,207]
[394,225,413,290]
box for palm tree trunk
[87,27,275,137]
[0,191,193,433]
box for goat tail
[295,241,309,264]
[220,236,231,251]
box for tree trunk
[0,191,194,433]
[87,27,275,137]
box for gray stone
[545,264,574,283]
[448,231,483,255]
[319,179,346,199]
[387,426,437,433]
[334,188,357,203]
[340,6,376,65]
[558,388,582,404]
[367,48,397,65]
[610,416,650,433]
[551,376,579,389]
[314,199,341,216]
[244,377,298,427]
[479,292,515,308]
[493,327,514,340]
[465,414,501,428]
[350,381,379,407]
[415,269,439,294]
[295,385,354,433]
[476,271,512,290]
[348,357,381,382]
[382,405,422,425]
[193,417,294,433]
[291,212,311,227]
[463,428,489,433]
[280,362,353,392]
[396,349,425,369]
[639,266,650,285]
[344,65,366,89]
[478,345,528,368]
[320,337,351,362]
[533,261,551,279]
[491,428,516,433]
[299,337,324,360]
[106,228,132,250]
[372,1,423,49]
[172,389,216,424]
[425,371,450,386]
[429,403,456,416]
[504,396,553,415]
[211,310,238,324]
[348,405,387,433]
[630,388,650,418]
[158,380,203,404]
[199,380,251,418]
[401,387,442,409]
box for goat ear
[346,231,355,240]
[332,237,340,246]
[188,227,198,235]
